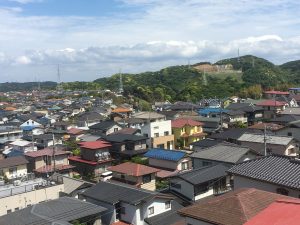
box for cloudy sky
[0,0,300,82]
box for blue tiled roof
[144,149,185,161]
[21,125,36,131]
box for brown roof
[0,156,29,169]
[112,107,132,113]
[25,148,70,158]
[172,118,204,128]
[178,188,294,225]
[248,123,284,131]
[108,162,160,176]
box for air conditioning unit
[14,180,21,186]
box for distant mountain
[0,82,57,92]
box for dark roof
[174,164,230,185]
[190,138,222,148]
[227,103,263,112]
[77,111,104,122]
[0,197,107,225]
[144,200,184,225]
[144,149,186,162]
[190,143,255,163]
[82,181,171,205]
[228,155,300,189]
[89,120,120,131]
[103,134,147,143]
[270,115,300,124]
[209,128,262,141]
[178,188,294,225]
[0,156,28,169]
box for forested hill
[0,82,57,92]
[94,55,300,102]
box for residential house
[228,155,300,197]
[178,188,295,225]
[169,164,231,202]
[264,90,289,99]
[103,134,148,161]
[25,148,74,177]
[77,111,105,128]
[270,114,300,126]
[198,107,228,118]
[89,120,123,135]
[190,138,222,151]
[169,101,200,112]
[0,156,28,181]
[237,133,298,156]
[34,134,62,149]
[172,118,206,149]
[289,87,300,95]
[0,197,106,224]
[144,148,191,173]
[141,119,174,149]
[248,122,283,132]
[190,142,258,169]
[275,120,300,141]
[256,100,287,119]
[67,127,86,141]
[108,162,160,191]
[110,107,132,121]
[244,199,300,225]
[0,127,22,146]
[81,181,174,225]
[8,139,36,154]
[68,140,113,180]
[223,110,248,125]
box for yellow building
[0,156,28,180]
[172,118,206,149]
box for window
[165,201,171,209]
[114,128,119,132]
[7,209,12,214]
[154,133,159,137]
[14,207,19,211]
[148,206,154,215]
[181,162,189,170]
[154,126,159,129]
[144,133,148,138]
[9,167,17,175]
[142,174,152,183]
[288,132,292,136]
[164,131,169,136]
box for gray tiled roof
[190,143,253,164]
[82,181,164,205]
[0,197,106,225]
[238,133,293,145]
[175,164,230,185]
[228,155,300,189]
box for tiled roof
[108,162,160,176]
[244,199,300,225]
[79,140,111,149]
[35,164,75,173]
[190,143,254,163]
[264,91,289,95]
[256,100,286,107]
[68,156,113,165]
[67,127,85,135]
[178,188,294,225]
[248,122,284,131]
[228,155,300,189]
[238,133,293,145]
[171,118,203,128]
[112,107,132,113]
[144,149,186,162]
[0,156,28,169]
[25,148,69,158]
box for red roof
[67,128,85,135]
[172,118,203,128]
[35,164,75,173]
[25,149,69,158]
[264,91,289,95]
[244,199,300,225]
[79,141,111,150]
[68,156,113,165]
[256,100,286,107]
[108,162,160,176]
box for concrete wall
[233,175,300,198]
[0,183,64,216]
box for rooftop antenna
[118,69,124,94]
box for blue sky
[0,0,300,82]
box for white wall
[233,175,300,198]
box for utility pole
[264,124,267,156]
[52,133,56,173]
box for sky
[0,0,300,82]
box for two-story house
[81,181,175,225]
[256,100,287,119]
[0,156,28,181]
[108,162,160,191]
[89,120,123,135]
[171,118,206,149]
[25,148,74,177]
[68,140,113,180]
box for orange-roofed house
[108,162,160,191]
[111,107,132,121]
[68,140,113,180]
[172,119,206,149]
[256,100,287,119]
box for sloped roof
[79,140,111,149]
[89,120,120,131]
[178,188,294,225]
[103,134,147,143]
[244,199,300,225]
[144,149,186,162]
[174,164,230,185]
[238,133,293,145]
[171,118,203,128]
[0,156,28,169]
[256,100,286,107]
[108,162,160,176]
[228,155,300,189]
[25,148,69,158]
[190,143,255,163]
[0,197,106,225]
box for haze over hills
[1,55,300,102]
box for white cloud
[8,0,43,4]
[15,55,31,65]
